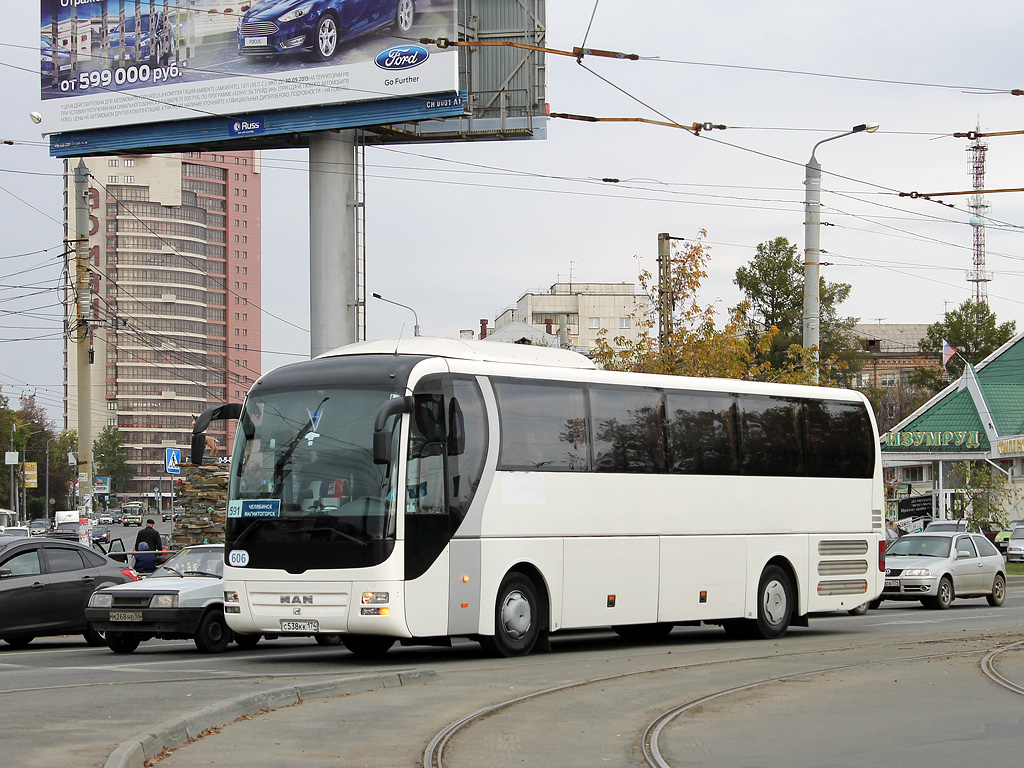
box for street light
[372,292,420,337]
[44,436,57,525]
[803,122,879,383]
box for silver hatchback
[879,532,1006,609]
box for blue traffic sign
[165,447,181,475]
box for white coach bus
[195,338,885,658]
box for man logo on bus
[280,595,313,604]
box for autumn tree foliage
[591,231,847,384]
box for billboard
[39,0,459,136]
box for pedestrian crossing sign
[166,447,181,475]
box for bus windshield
[226,385,401,572]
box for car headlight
[279,2,314,22]
[89,593,113,608]
[150,594,178,609]
[903,568,931,577]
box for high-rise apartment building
[64,150,261,508]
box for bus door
[403,376,488,639]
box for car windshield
[1010,528,1024,540]
[151,547,223,578]
[887,535,952,558]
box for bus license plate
[110,611,143,622]
[280,620,318,633]
[884,579,900,589]
[244,37,268,47]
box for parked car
[994,519,1024,554]
[0,535,137,647]
[1005,527,1024,563]
[87,544,245,654]
[878,531,1006,609]
[237,0,418,61]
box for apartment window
[243,345,247,351]
[588,317,600,329]
[106,401,116,410]
[242,313,247,320]
[124,159,135,167]
[124,176,134,183]
[881,372,896,388]
[241,205,247,212]
[619,317,631,329]
[107,417,116,426]
[234,281,239,289]
[234,157,239,164]
[234,313,239,319]
[235,328,240,336]
[108,159,118,166]
[234,359,240,367]
[234,266,239,273]
[242,189,247,197]
[234,250,239,257]
[242,267,247,274]
[242,220,247,228]
[108,175,119,183]
[243,174,247,181]
[241,236,247,243]
[243,329,247,336]
[242,252,247,259]
[234,219,239,227]
[234,297,240,304]
[242,298,247,305]
[234,173,239,180]
[242,360,248,368]
[234,188,239,196]
[234,235,239,242]
[242,283,247,290]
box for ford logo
[374,44,429,70]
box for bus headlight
[361,591,389,604]
[225,591,240,603]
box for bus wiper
[271,396,329,490]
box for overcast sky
[4,1,1024,426]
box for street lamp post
[804,123,878,382]
[44,437,56,525]
[372,292,420,337]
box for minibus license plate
[280,620,318,633]
[110,611,143,622]
[884,579,899,589]
[244,37,268,47]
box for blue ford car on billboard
[238,0,434,61]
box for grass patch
[1006,562,1024,576]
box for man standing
[134,519,163,574]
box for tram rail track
[423,633,1024,768]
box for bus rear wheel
[341,634,394,658]
[754,564,793,639]
[481,573,542,657]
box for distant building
[64,151,261,508]
[852,323,941,389]
[491,282,648,351]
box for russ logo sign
[374,44,430,70]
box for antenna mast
[966,126,991,304]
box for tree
[946,461,1012,530]
[590,231,847,384]
[919,300,1016,379]
[93,425,134,498]
[733,236,865,378]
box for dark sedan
[237,0,419,61]
[0,536,138,648]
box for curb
[103,669,439,768]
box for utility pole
[657,233,673,348]
[73,160,93,521]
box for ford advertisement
[39,0,457,135]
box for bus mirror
[373,396,414,464]
[191,402,242,465]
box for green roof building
[882,332,1024,524]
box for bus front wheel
[482,573,542,657]
[341,634,394,658]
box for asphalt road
[3,586,1024,768]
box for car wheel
[612,623,674,641]
[987,573,1006,607]
[2,636,34,649]
[924,576,954,610]
[234,633,261,649]
[393,0,415,33]
[106,632,140,654]
[868,598,883,610]
[315,634,343,646]
[480,572,543,657]
[83,624,106,646]
[847,602,869,616]
[753,564,794,639]
[341,634,395,658]
[311,14,338,61]
[194,609,233,653]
